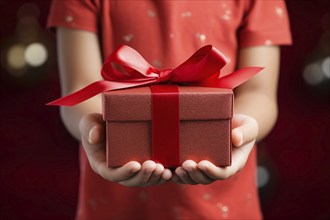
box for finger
[231,140,255,171]
[158,170,173,185]
[79,114,109,181]
[232,114,258,147]
[79,113,105,145]
[198,135,256,181]
[97,161,141,182]
[142,163,164,186]
[79,114,142,183]
[120,160,156,187]
[197,160,240,180]
[88,124,105,145]
[80,114,106,169]
[182,160,215,185]
[161,168,173,181]
[231,114,246,129]
[175,167,198,185]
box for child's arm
[173,46,280,184]
[57,27,172,187]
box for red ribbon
[48,45,264,166]
[47,45,263,106]
[151,85,180,166]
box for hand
[79,113,172,187]
[172,114,258,185]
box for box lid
[103,86,233,121]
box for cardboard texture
[103,86,233,167]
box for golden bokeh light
[24,43,48,67]
[7,44,26,72]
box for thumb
[79,113,105,145]
[231,114,258,147]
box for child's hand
[172,114,258,184]
[79,113,172,187]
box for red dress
[48,1,292,219]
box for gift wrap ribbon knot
[48,45,263,166]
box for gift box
[103,85,233,168]
[47,45,262,168]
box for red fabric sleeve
[47,0,100,33]
[239,0,292,47]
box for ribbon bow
[47,45,263,106]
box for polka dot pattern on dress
[222,9,232,21]
[65,15,73,23]
[264,40,273,46]
[275,6,284,17]
[195,33,206,42]
[123,34,134,42]
[181,11,192,18]
[203,193,211,201]
[245,193,253,204]
[148,9,156,17]
[216,202,230,218]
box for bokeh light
[24,43,48,67]
[7,44,26,71]
[1,2,52,83]
[303,61,325,85]
[321,57,330,78]
[257,166,270,188]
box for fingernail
[185,165,194,172]
[235,130,243,146]
[130,167,140,173]
[88,126,97,144]
[144,167,153,175]
[198,164,207,171]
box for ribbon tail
[198,67,264,89]
[47,80,155,106]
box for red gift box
[47,45,262,168]
[103,86,233,167]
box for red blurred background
[0,0,329,219]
